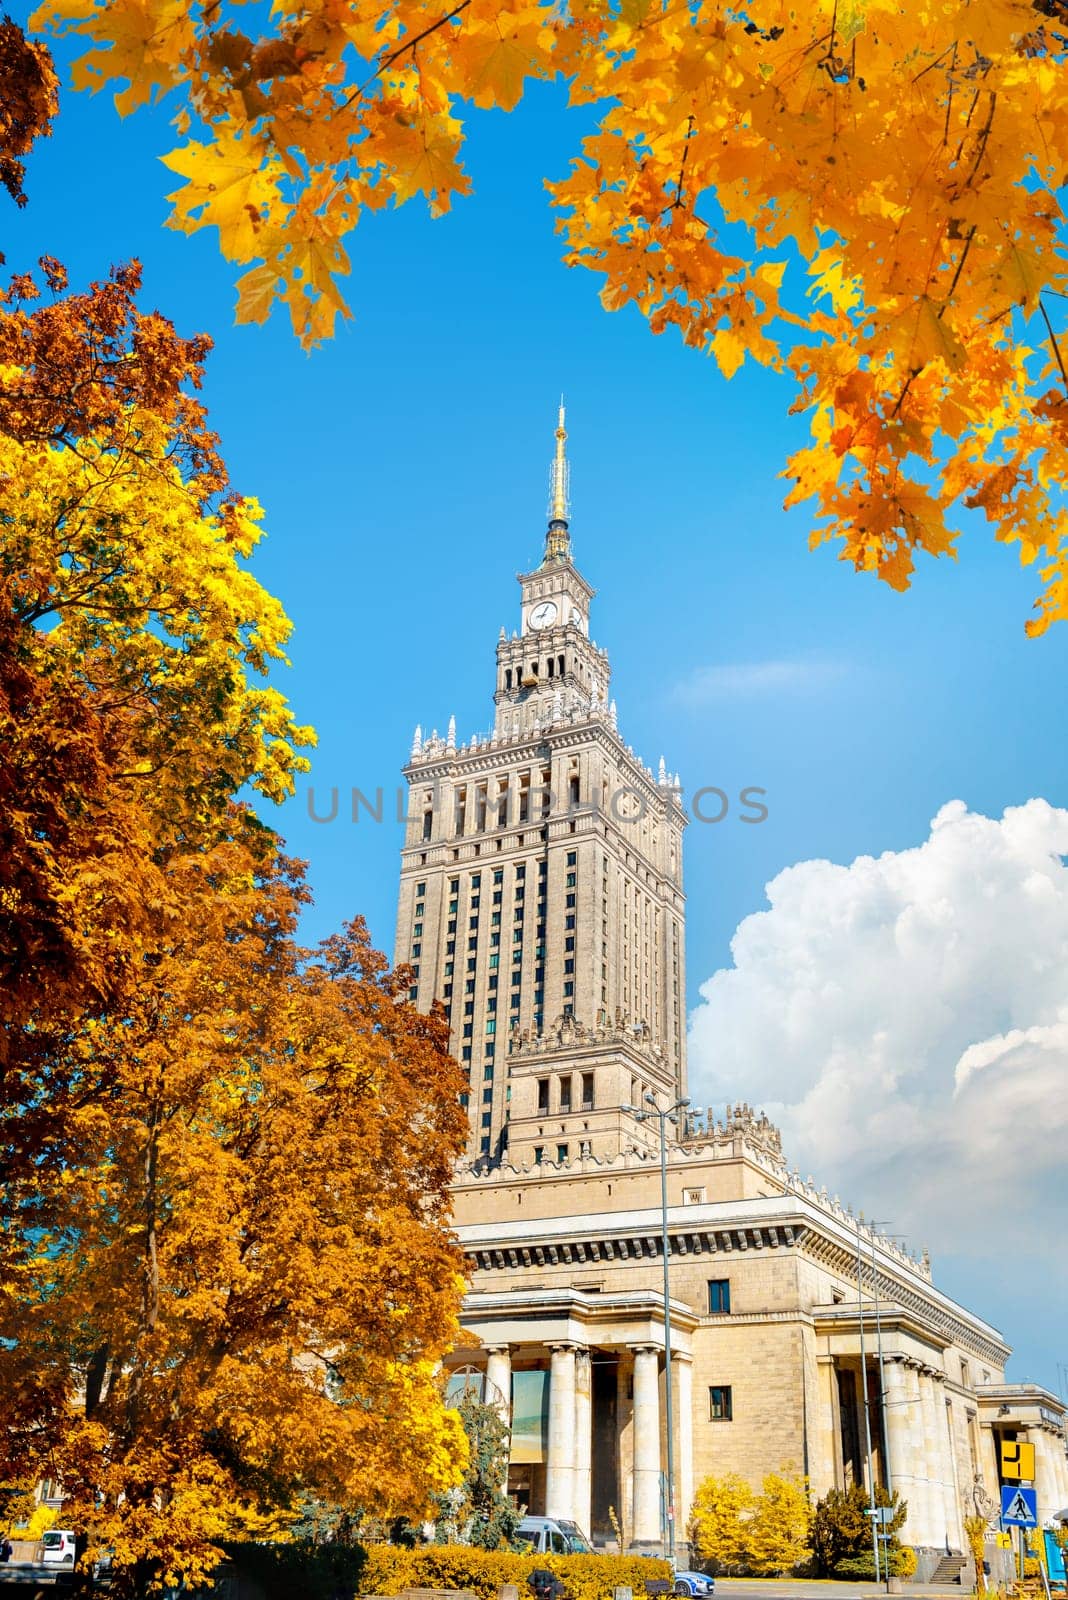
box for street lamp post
[623,1091,690,1564]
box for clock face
[529,601,558,629]
[570,607,584,627]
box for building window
[481,1113,492,1128]
[416,881,426,895]
[413,922,423,937]
[537,1078,550,1112]
[708,1279,731,1315]
[559,1077,572,1112]
[534,1146,544,1163]
[412,942,421,958]
[566,872,577,888]
[556,1144,568,1163]
[486,1018,496,1034]
[567,851,577,866]
[566,893,576,908]
[565,914,576,930]
[709,1386,733,1421]
[563,981,574,997]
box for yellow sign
[996,1534,1012,1550]
[1001,1440,1036,1481]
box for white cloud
[671,657,847,704]
[687,799,1068,1273]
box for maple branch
[1038,294,1068,393]
[671,116,695,210]
[912,40,957,83]
[942,223,976,308]
[344,0,472,107]
[890,373,915,420]
[962,89,997,190]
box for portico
[449,1288,699,1546]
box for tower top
[544,398,571,565]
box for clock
[570,607,583,627]
[528,601,558,629]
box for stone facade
[394,415,1068,1555]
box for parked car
[40,1529,78,1566]
[671,1572,715,1597]
[515,1516,593,1555]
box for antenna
[544,399,571,563]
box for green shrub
[359,1543,672,1600]
[833,1548,913,1581]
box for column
[919,1370,946,1548]
[676,1355,695,1539]
[574,1349,593,1537]
[486,1346,512,1417]
[546,1345,576,1520]
[632,1346,662,1545]
[939,1391,962,1551]
[882,1359,910,1524]
[1033,1430,1057,1531]
[944,1396,965,1553]
[894,1360,930,1545]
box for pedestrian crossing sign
[1001,1486,1037,1527]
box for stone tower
[395,407,687,1166]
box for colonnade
[880,1356,962,1548]
[482,1341,684,1547]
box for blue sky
[10,45,1068,1390]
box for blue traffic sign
[1001,1486,1037,1527]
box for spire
[411,723,422,758]
[446,715,456,753]
[544,397,571,565]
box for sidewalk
[714,1581,975,1599]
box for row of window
[536,1073,595,1114]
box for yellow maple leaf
[162,126,282,264]
[462,11,555,111]
[234,264,281,326]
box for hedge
[359,1543,674,1600]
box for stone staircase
[927,1556,968,1584]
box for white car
[40,1530,77,1565]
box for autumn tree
[743,1473,812,1577]
[0,257,313,1038]
[0,16,57,208]
[1,835,469,1598]
[688,1472,754,1573]
[33,0,1068,631]
[0,253,470,1594]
